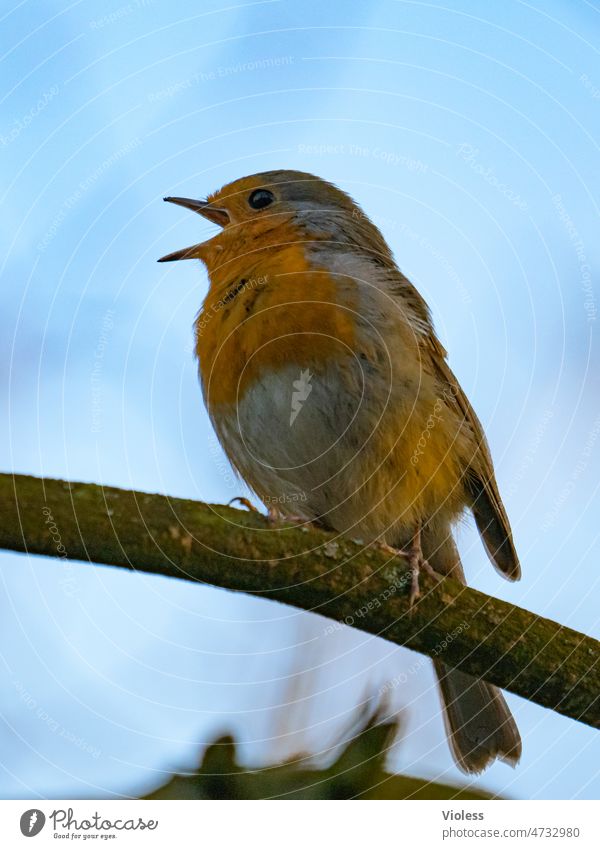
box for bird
[159,169,522,774]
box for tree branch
[1,472,598,729]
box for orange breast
[196,243,359,409]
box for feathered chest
[194,245,369,410]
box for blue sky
[1,0,599,799]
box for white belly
[210,357,417,542]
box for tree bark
[1,472,598,729]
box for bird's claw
[229,497,279,525]
[229,496,258,513]
[229,497,316,528]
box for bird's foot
[229,497,319,531]
[405,547,441,607]
[375,538,442,608]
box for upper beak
[163,196,229,227]
[158,196,230,263]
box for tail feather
[421,523,521,773]
[434,661,522,774]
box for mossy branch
[1,472,598,729]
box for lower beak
[158,196,230,263]
[157,244,205,263]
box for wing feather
[392,273,520,581]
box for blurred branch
[145,710,495,800]
[1,472,599,729]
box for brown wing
[393,273,520,581]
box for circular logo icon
[19,809,45,837]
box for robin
[159,170,522,774]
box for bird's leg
[405,525,441,605]
[376,526,441,607]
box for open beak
[158,196,230,262]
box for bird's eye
[248,189,274,210]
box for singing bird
[159,170,522,774]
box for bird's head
[158,169,391,270]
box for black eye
[248,189,274,210]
